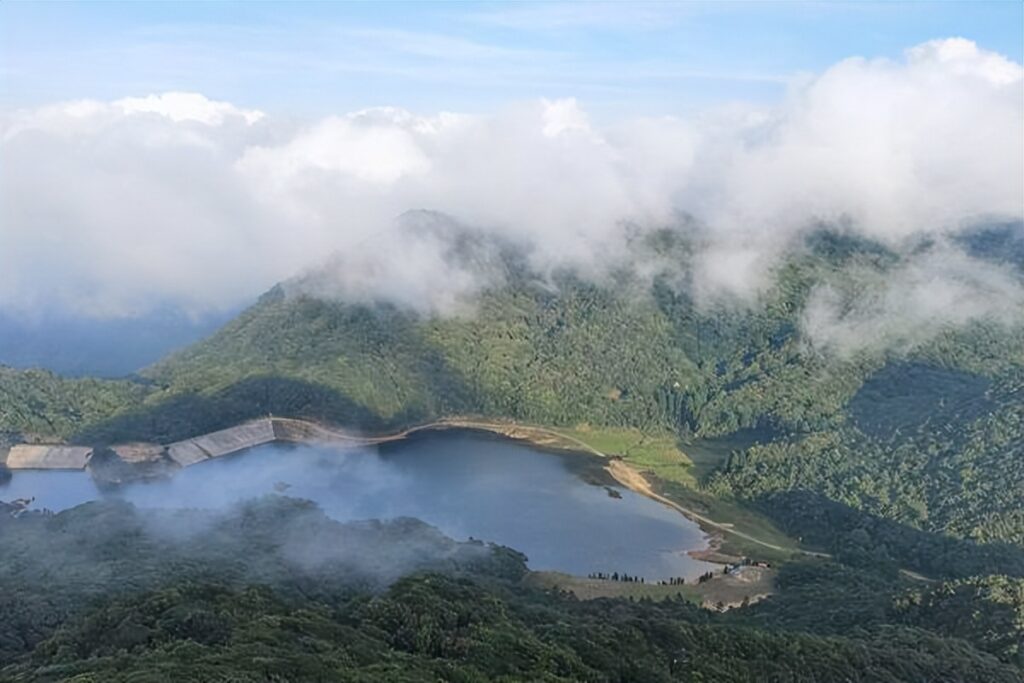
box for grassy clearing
[556,424,697,486]
[540,423,800,561]
[692,566,776,610]
[679,446,730,483]
[655,480,800,561]
[528,567,777,610]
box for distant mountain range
[0,308,234,377]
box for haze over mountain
[0,309,233,377]
[2,3,1023,681]
[1,38,1020,355]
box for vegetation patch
[849,362,993,440]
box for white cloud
[0,39,1020,329]
[237,108,440,186]
[680,38,1023,244]
[540,98,593,138]
[801,245,1024,356]
[114,92,265,125]
[907,37,1022,85]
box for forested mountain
[1,499,1020,682]
[0,309,233,378]
[3,225,1021,547]
[2,223,1023,678]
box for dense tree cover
[707,368,1024,549]
[1,226,1023,677]
[751,490,1024,580]
[142,274,697,436]
[894,575,1024,666]
[729,560,1024,668]
[0,497,524,666]
[123,230,1024,549]
[0,367,151,442]
[1,500,1020,682]
[956,221,1024,274]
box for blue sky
[2,1,1021,120]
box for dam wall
[159,417,367,469]
[166,418,276,467]
[7,416,449,478]
[6,445,94,470]
[271,417,369,445]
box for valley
[2,5,1022,678]
[1,412,807,571]
[1,228,1023,679]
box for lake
[1,430,712,581]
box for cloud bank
[1,39,1021,348]
[801,243,1024,356]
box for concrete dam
[1,417,392,478]
[0,417,562,487]
[4,445,95,470]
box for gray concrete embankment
[5,445,94,470]
[166,418,278,467]
[4,417,420,476]
[273,417,348,443]
[1,417,368,476]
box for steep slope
[3,227,1023,552]
[1,500,1020,682]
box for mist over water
[1,431,712,580]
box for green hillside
[1,499,1020,682]
[3,230,1024,553]
[4,229,1020,550]
[2,227,1024,678]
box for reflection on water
[1,431,711,580]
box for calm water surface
[1,431,712,580]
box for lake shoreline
[4,415,723,563]
[3,427,716,582]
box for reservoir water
[1,430,712,580]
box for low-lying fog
[2,431,713,581]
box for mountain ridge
[2,227,1023,548]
